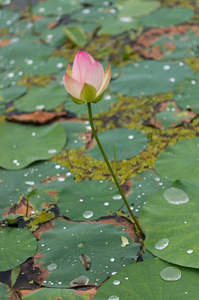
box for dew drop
[163,65,170,70]
[104,202,109,206]
[110,258,115,262]
[56,177,65,183]
[187,249,193,254]
[108,296,119,300]
[155,238,169,250]
[112,195,122,200]
[82,8,90,14]
[25,181,35,186]
[38,7,45,12]
[83,211,93,219]
[120,16,133,22]
[163,187,189,205]
[160,267,181,281]
[36,105,45,110]
[128,135,134,139]
[47,263,57,271]
[104,95,111,100]
[48,149,57,154]
[113,280,120,286]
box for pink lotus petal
[96,63,111,96]
[72,51,94,84]
[63,73,83,99]
[84,61,104,92]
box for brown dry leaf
[6,111,68,124]
[133,25,199,59]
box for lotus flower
[63,51,111,105]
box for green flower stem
[87,102,145,239]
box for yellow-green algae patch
[26,209,55,232]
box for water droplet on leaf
[47,263,57,271]
[155,238,169,250]
[108,296,119,300]
[160,266,181,281]
[83,211,93,219]
[113,280,120,285]
[163,187,189,205]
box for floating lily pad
[0,227,37,271]
[140,179,199,268]
[0,36,54,70]
[35,219,139,287]
[33,0,81,16]
[18,57,68,76]
[94,259,199,299]
[0,9,19,28]
[110,61,193,97]
[141,7,194,27]
[14,83,67,112]
[0,85,27,103]
[23,288,84,300]
[58,180,123,220]
[122,171,171,217]
[86,128,148,161]
[116,0,160,18]
[0,122,66,170]
[173,72,199,114]
[155,137,199,185]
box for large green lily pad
[58,180,123,220]
[14,83,67,112]
[86,128,148,161]
[94,259,199,299]
[116,0,160,18]
[155,137,199,185]
[110,61,193,97]
[0,36,54,70]
[139,179,199,268]
[0,85,27,103]
[35,219,139,287]
[141,7,194,27]
[0,228,37,271]
[0,122,66,170]
[18,56,68,76]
